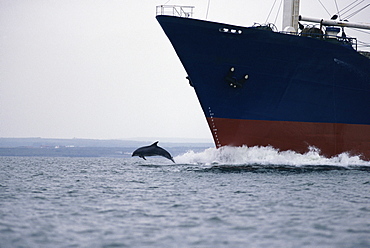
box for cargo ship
[156,1,370,160]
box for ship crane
[283,0,370,31]
[299,16,370,31]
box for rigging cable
[317,0,332,17]
[358,41,370,47]
[266,0,279,23]
[351,28,370,36]
[336,0,363,16]
[206,0,211,19]
[334,0,341,19]
[343,3,370,19]
[347,29,370,48]
[346,25,370,50]
[340,0,366,17]
[274,0,284,26]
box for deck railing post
[156,5,194,18]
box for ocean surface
[1,146,370,248]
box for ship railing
[300,33,358,50]
[281,30,358,50]
[156,5,194,18]
[337,36,357,50]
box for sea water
[1,146,370,248]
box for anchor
[225,67,249,88]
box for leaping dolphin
[132,141,175,163]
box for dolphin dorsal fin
[150,141,159,147]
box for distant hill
[0,137,213,148]
[0,138,213,157]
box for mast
[282,0,300,31]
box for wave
[174,146,370,169]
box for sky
[1,0,369,141]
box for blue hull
[157,15,370,159]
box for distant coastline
[0,137,213,157]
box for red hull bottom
[207,117,370,160]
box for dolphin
[132,141,175,163]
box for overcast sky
[1,0,369,141]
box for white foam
[174,146,370,167]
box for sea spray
[175,145,370,167]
